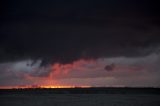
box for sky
[0,0,160,87]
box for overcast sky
[0,0,160,87]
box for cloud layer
[0,0,160,87]
[0,52,160,87]
[0,0,160,65]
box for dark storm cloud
[104,63,115,71]
[0,0,160,66]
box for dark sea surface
[0,88,160,106]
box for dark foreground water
[0,88,160,106]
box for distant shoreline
[1,87,160,94]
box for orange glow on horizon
[0,85,91,89]
[0,59,96,90]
